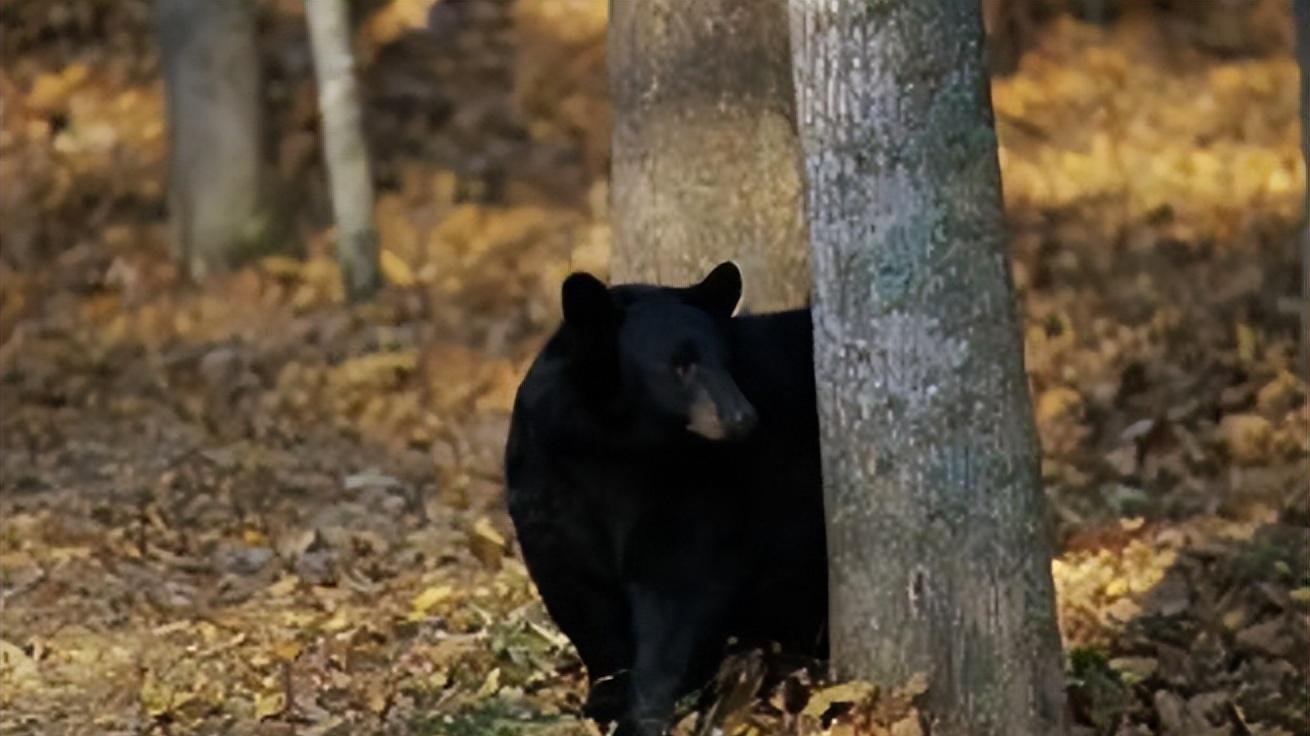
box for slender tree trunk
[608,0,808,310]
[156,0,267,281]
[1296,0,1309,365]
[1069,0,1116,24]
[306,0,381,302]
[788,2,1068,735]
[981,0,1034,74]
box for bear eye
[671,342,698,379]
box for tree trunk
[788,2,1068,735]
[306,0,381,302]
[1296,0,1309,365]
[608,0,808,311]
[155,0,267,281]
[981,0,1034,74]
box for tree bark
[788,2,1068,735]
[306,0,381,302]
[608,0,808,311]
[155,0,267,281]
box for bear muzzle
[686,369,758,441]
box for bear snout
[686,370,757,441]
[724,403,758,438]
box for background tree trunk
[1296,0,1309,364]
[306,0,381,302]
[608,0,808,311]
[155,0,267,281]
[981,0,1036,74]
[789,2,1068,735]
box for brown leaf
[1217,414,1273,464]
[1235,618,1292,657]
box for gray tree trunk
[1296,0,1309,365]
[608,0,808,310]
[788,2,1068,735]
[306,0,381,302]
[156,0,267,281]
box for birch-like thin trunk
[156,0,267,281]
[609,0,808,310]
[306,0,381,302]
[788,2,1068,734]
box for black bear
[504,262,826,736]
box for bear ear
[561,272,614,329]
[686,261,742,318]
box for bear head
[559,262,758,442]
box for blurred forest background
[0,0,1307,734]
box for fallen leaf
[1038,387,1083,423]
[266,575,300,598]
[344,470,402,491]
[0,640,39,686]
[1218,414,1272,464]
[802,680,876,717]
[410,584,453,615]
[1235,618,1292,657]
[476,667,501,698]
[1108,656,1158,683]
[255,690,286,720]
[380,249,416,287]
[1255,371,1301,414]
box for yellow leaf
[1036,387,1082,424]
[272,641,303,662]
[367,684,389,713]
[139,669,174,718]
[1104,577,1129,598]
[323,612,352,632]
[380,249,416,286]
[411,584,453,615]
[260,255,306,279]
[266,575,299,598]
[1235,323,1257,364]
[802,680,876,717]
[476,667,501,698]
[255,690,286,720]
[0,640,39,686]
[473,517,506,548]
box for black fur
[504,264,826,736]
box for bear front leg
[616,583,730,736]
[534,572,634,724]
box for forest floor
[0,1,1306,735]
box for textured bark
[609,0,808,310]
[307,0,381,301]
[788,2,1068,734]
[156,0,267,281]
